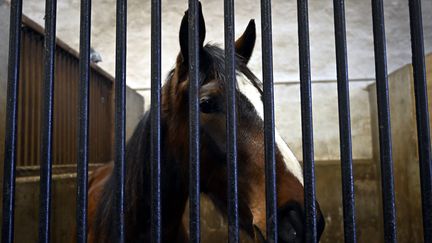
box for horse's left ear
[179,2,206,64]
[235,19,256,64]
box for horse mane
[92,43,262,242]
[93,111,152,241]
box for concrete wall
[13,176,77,243]
[18,0,432,88]
[273,81,373,161]
[367,53,432,243]
[126,86,145,141]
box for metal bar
[408,0,432,241]
[333,0,357,242]
[76,0,91,241]
[38,0,57,241]
[224,0,239,242]
[150,0,162,242]
[371,0,397,241]
[114,0,127,241]
[260,0,278,241]
[188,0,200,242]
[297,0,317,241]
[1,0,23,241]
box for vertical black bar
[188,0,200,242]
[297,0,317,241]
[260,0,278,241]
[38,0,57,241]
[1,0,22,242]
[408,0,432,241]
[224,0,239,242]
[150,0,162,242]
[333,0,357,242]
[76,0,91,241]
[114,0,127,241]
[371,0,397,242]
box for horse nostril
[278,202,304,243]
[288,229,296,242]
[288,209,304,235]
[287,229,297,242]
[278,216,296,242]
[278,202,326,243]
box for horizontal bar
[408,0,432,242]
[224,0,239,242]
[38,0,57,241]
[297,0,317,241]
[260,0,278,241]
[114,0,127,241]
[1,0,23,242]
[150,0,162,242]
[332,0,357,242]
[371,0,397,242]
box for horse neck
[123,110,189,241]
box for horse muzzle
[253,201,325,243]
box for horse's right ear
[179,2,206,64]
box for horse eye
[200,97,219,113]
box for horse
[88,3,325,242]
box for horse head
[162,3,325,242]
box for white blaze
[237,74,304,185]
